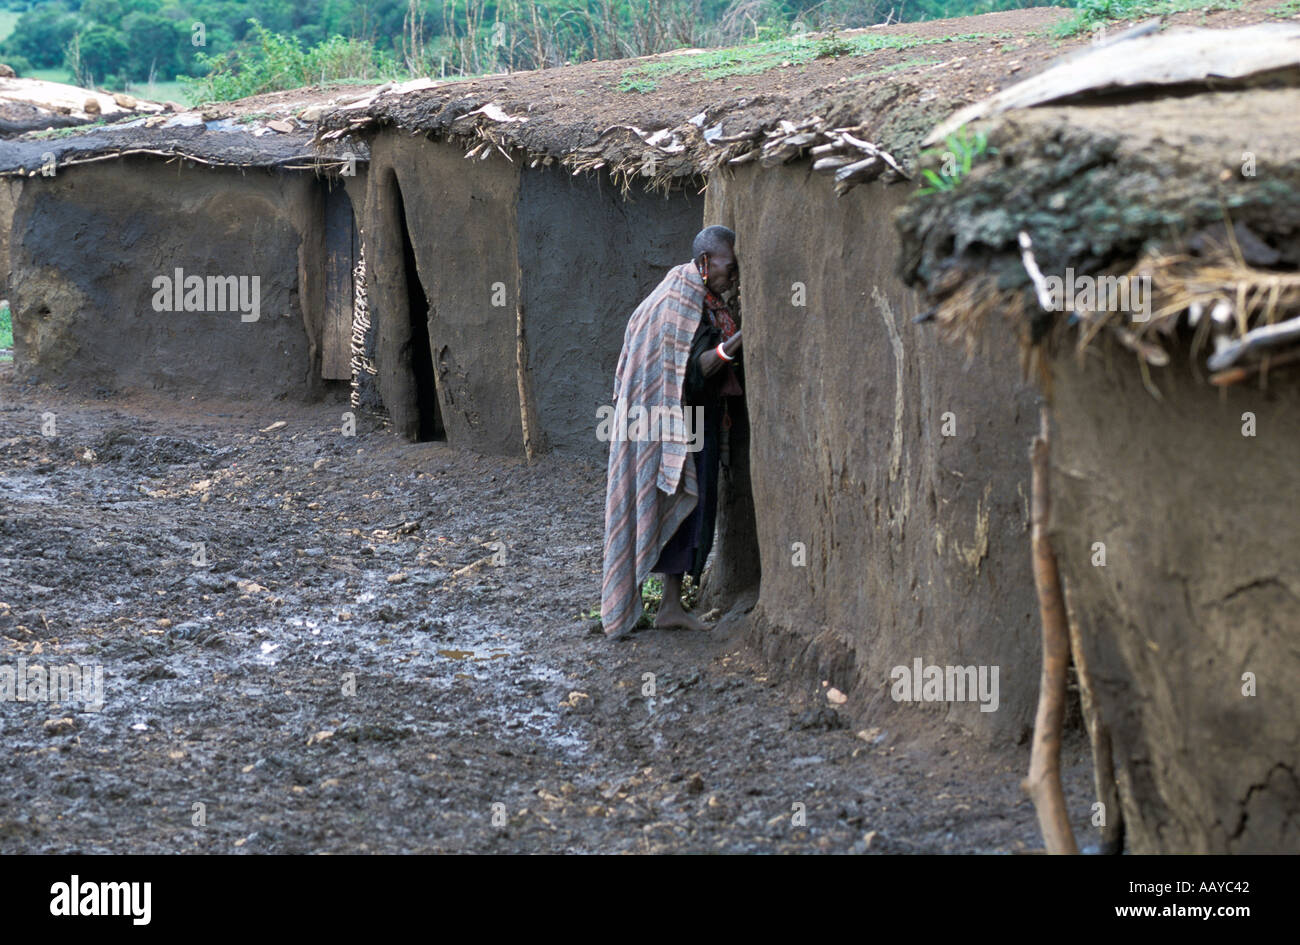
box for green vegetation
[1051,0,1244,38]
[27,62,198,99]
[617,75,657,93]
[811,27,855,58]
[639,575,667,621]
[0,1,1061,104]
[617,29,992,92]
[1,302,13,361]
[851,55,942,79]
[129,77,189,101]
[27,66,68,82]
[638,575,701,625]
[23,111,139,137]
[0,9,20,42]
[182,20,405,102]
[917,126,995,195]
[579,574,699,631]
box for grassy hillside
[1,302,13,361]
[25,65,190,104]
[0,10,19,44]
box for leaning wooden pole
[1062,579,1125,854]
[1023,405,1078,854]
[515,298,535,463]
[514,269,543,463]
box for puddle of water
[1,473,62,505]
[286,616,321,636]
[150,601,594,760]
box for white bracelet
[716,343,734,362]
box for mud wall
[0,177,20,294]
[705,163,1042,739]
[9,158,318,400]
[517,167,702,461]
[365,130,706,460]
[365,132,523,452]
[1049,341,1300,852]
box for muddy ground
[0,371,1095,854]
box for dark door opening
[322,183,358,382]
[391,180,444,441]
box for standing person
[601,225,744,638]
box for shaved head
[693,225,735,260]
[692,224,738,294]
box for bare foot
[654,606,709,631]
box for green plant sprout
[917,126,996,195]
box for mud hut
[0,73,159,135]
[317,5,1076,462]
[0,101,367,401]
[316,5,1083,737]
[0,75,164,294]
[897,23,1300,851]
[324,94,703,454]
[705,160,1041,740]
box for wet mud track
[0,381,1094,853]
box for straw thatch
[317,88,912,197]
[0,114,366,177]
[897,41,1300,391]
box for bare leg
[653,572,708,631]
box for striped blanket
[601,262,706,638]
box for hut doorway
[374,171,444,442]
[393,181,443,441]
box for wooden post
[515,299,532,462]
[515,284,544,462]
[1063,578,1125,854]
[1023,405,1079,854]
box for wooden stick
[812,154,858,172]
[1207,312,1300,372]
[515,292,539,463]
[834,156,883,182]
[1209,347,1300,386]
[1023,406,1079,854]
[1018,231,1056,311]
[450,555,493,580]
[1062,577,1125,854]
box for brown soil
[315,1,1295,162]
[14,4,1289,174]
[0,369,1097,853]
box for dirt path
[0,375,1095,853]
